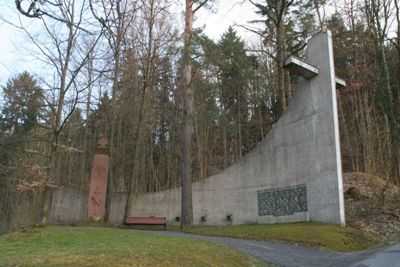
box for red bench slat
[125,216,166,230]
[125,217,166,225]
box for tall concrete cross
[283,52,346,89]
[123,31,348,227]
[282,30,346,225]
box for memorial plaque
[258,184,308,216]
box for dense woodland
[1,0,400,231]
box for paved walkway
[350,242,400,267]
[131,230,400,267]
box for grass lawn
[0,226,265,267]
[184,222,376,252]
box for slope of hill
[343,173,400,240]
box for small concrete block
[283,56,319,79]
[335,77,346,88]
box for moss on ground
[0,226,265,267]
[184,222,376,252]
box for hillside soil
[343,172,400,241]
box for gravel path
[131,230,376,266]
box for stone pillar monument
[87,137,109,221]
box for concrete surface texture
[50,188,88,224]
[49,189,128,224]
[126,31,346,226]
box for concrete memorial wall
[49,189,127,225]
[50,188,88,224]
[126,31,346,226]
[47,31,345,227]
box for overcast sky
[0,0,261,85]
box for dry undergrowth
[343,172,400,241]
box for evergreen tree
[217,27,254,159]
[251,0,315,117]
[1,72,44,134]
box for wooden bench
[125,216,167,230]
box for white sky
[0,0,261,85]
[194,0,261,41]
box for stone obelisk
[87,137,109,221]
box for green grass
[184,222,376,252]
[0,226,265,267]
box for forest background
[0,0,399,233]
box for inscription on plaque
[258,184,308,216]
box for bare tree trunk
[124,0,157,220]
[41,5,76,224]
[364,0,399,181]
[223,124,228,168]
[105,46,121,222]
[181,0,194,229]
[394,0,400,183]
[276,20,286,115]
[337,89,355,171]
[82,48,93,178]
[313,0,324,30]
[194,118,204,178]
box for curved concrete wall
[128,31,345,226]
